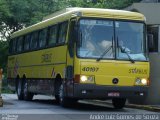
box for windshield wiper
[96,46,112,61]
[97,37,114,62]
[117,38,135,63]
[121,47,135,63]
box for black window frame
[9,21,70,55]
[39,28,48,48]
[30,31,39,50]
[17,36,24,53]
[9,40,13,54]
[57,21,68,45]
[24,34,31,51]
[48,24,58,47]
[12,38,17,54]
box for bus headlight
[80,76,88,82]
[80,75,95,83]
[141,78,147,85]
[135,78,148,85]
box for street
[0,94,158,120]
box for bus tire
[54,76,62,103]
[112,98,126,109]
[17,78,24,100]
[59,83,71,107]
[23,78,33,101]
[55,95,60,103]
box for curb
[96,100,160,112]
[83,100,160,112]
[126,104,160,112]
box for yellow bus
[7,8,149,109]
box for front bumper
[73,84,148,99]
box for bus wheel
[23,79,33,101]
[55,95,60,103]
[17,78,24,100]
[112,98,126,109]
[59,84,70,107]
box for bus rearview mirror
[147,34,154,50]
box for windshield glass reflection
[77,19,114,59]
[116,21,147,61]
[77,19,148,61]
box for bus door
[65,19,77,97]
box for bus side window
[24,34,30,51]
[39,29,47,48]
[58,22,68,44]
[12,38,17,54]
[17,36,23,52]
[9,40,13,54]
[30,32,39,50]
[48,25,57,46]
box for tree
[0,41,8,71]
[0,0,141,41]
[0,0,61,40]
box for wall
[126,3,160,25]
[127,3,160,104]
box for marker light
[135,78,141,85]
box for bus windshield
[77,19,148,61]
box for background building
[127,0,160,104]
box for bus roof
[11,7,145,39]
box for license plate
[108,92,120,97]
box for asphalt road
[0,94,159,120]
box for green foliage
[63,0,141,9]
[2,77,14,94]
[0,41,8,72]
[0,0,141,37]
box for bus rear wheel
[55,95,60,103]
[112,98,126,109]
[17,78,24,100]
[23,79,33,101]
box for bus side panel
[7,45,67,94]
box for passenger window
[30,32,39,50]
[48,25,57,46]
[39,29,47,48]
[17,36,23,52]
[12,38,17,53]
[24,34,30,51]
[58,22,68,44]
[9,40,13,54]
